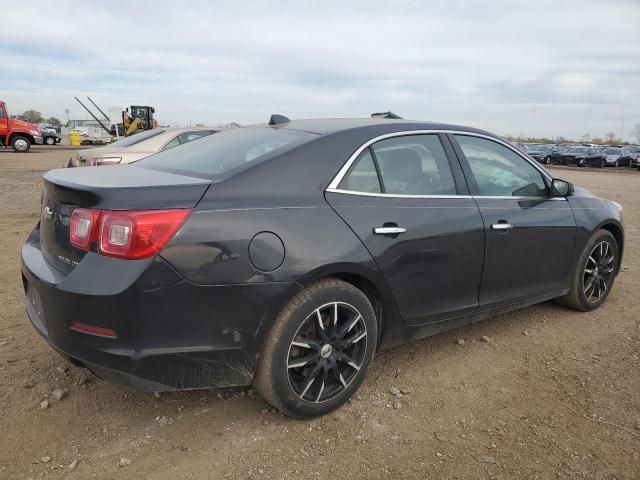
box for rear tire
[545,156,551,165]
[555,229,618,311]
[254,278,377,418]
[600,159,605,168]
[11,135,30,152]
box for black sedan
[21,117,624,418]
[527,144,563,164]
[558,146,605,167]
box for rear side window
[374,135,456,195]
[138,127,317,178]
[338,150,381,193]
[161,135,181,151]
[338,134,456,195]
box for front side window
[454,135,548,197]
[0,106,5,118]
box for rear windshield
[137,127,317,179]
[108,128,165,147]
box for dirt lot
[0,148,638,480]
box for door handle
[491,221,513,231]
[374,226,407,235]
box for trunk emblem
[43,206,54,219]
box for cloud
[2,0,639,139]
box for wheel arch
[9,132,35,146]
[261,263,400,351]
[598,221,624,271]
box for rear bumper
[21,228,294,391]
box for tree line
[19,110,62,126]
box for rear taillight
[70,208,101,250]
[69,208,191,260]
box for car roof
[258,117,498,138]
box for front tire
[556,229,618,311]
[45,136,55,145]
[545,156,551,165]
[254,278,377,418]
[11,135,31,152]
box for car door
[325,132,485,325]
[450,134,576,309]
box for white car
[77,127,217,166]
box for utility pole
[620,117,624,141]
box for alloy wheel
[583,241,615,303]
[287,302,367,403]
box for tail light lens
[99,210,190,259]
[70,208,101,249]
[69,208,191,259]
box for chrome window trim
[325,188,566,201]
[326,129,554,194]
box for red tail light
[70,208,191,260]
[70,208,101,249]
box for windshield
[108,128,165,147]
[137,127,318,179]
[604,148,620,154]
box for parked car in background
[527,144,563,164]
[39,124,61,145]
[604,147,631,167]
[627,146,640,168]
[559,146,608,167]
[558,146,589,166]
[584,147,614,168]
[23,117,624,418]
[76,127,217,166]
[617,147,635,167]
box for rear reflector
[69,208,191,260]
[70,321,117,339]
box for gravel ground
[0,148,638,480]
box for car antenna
[269,114,290,126]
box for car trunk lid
[39,165,210,274]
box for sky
[1,0,639,140]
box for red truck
[0,99,43,152]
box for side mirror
[551,178,574,197]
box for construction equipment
[73,97,158,138]
[122,106,157,136]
